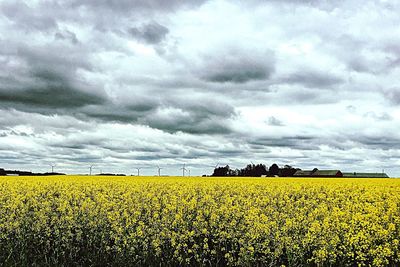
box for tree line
[210,163,301,177]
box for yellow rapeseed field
[0,176,399,266]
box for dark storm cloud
[199,48,275,84]
[0,32,236,136]
[0,69,105,109]
[1,76,234,135]
[0,44,109,123]
[80,105,150,124]
[128,22,169,44]
[74,93,237,135]
[16,45,92,74]
[146,114,231,135]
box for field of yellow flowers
[0,176,399,266]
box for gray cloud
[382,88,400,105]
[0,1,58,32]
[267,116,284,126]
[199,48,275,84]
[281,69,344,89]
[129,22,169,44]
[0,69,105,109]
[363,111,392,121]
[350,134,400,150]
[143,98,235,134]
[65,0,209,13]
[249,135,318,150]
[55,30,79,44]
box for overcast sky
[1,0,400,176]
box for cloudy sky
[1,0,400,176]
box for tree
[212,165,231,176]
[280,165,298,177]
[269,163,280,176]
[237,163,268,177]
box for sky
[1,0,400,176]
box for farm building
[342,172,389,178]
[311,170,343,177]
[293,169,343,177]
[293,170,315,177]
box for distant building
[342,172,389,178]
[293,170,315,177]
[293,168,343,177]
[311,170,343,177]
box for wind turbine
[180,163,187,176]
[157,166,162,176]
[188,169,191,177]
[210,163,219,170]
[212,163,219,171]
[50,163,56,173]
[89,165,93,176]
[135,167,141,176]
[206,163,219,176]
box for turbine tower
[157,166,162,176]
[50,163,56,173]
[135,167,141,176]
[180,163,187,176]
[89,165,93,176]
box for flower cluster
[0,176,399,266]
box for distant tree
[212,165,231,176]
[0,168,5,176]
[254,164,268,176]
[280,165,298,177]
[230,168,240,176]
[237,164,267,177]
[269,163,280,176]
[211,163,302,177]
